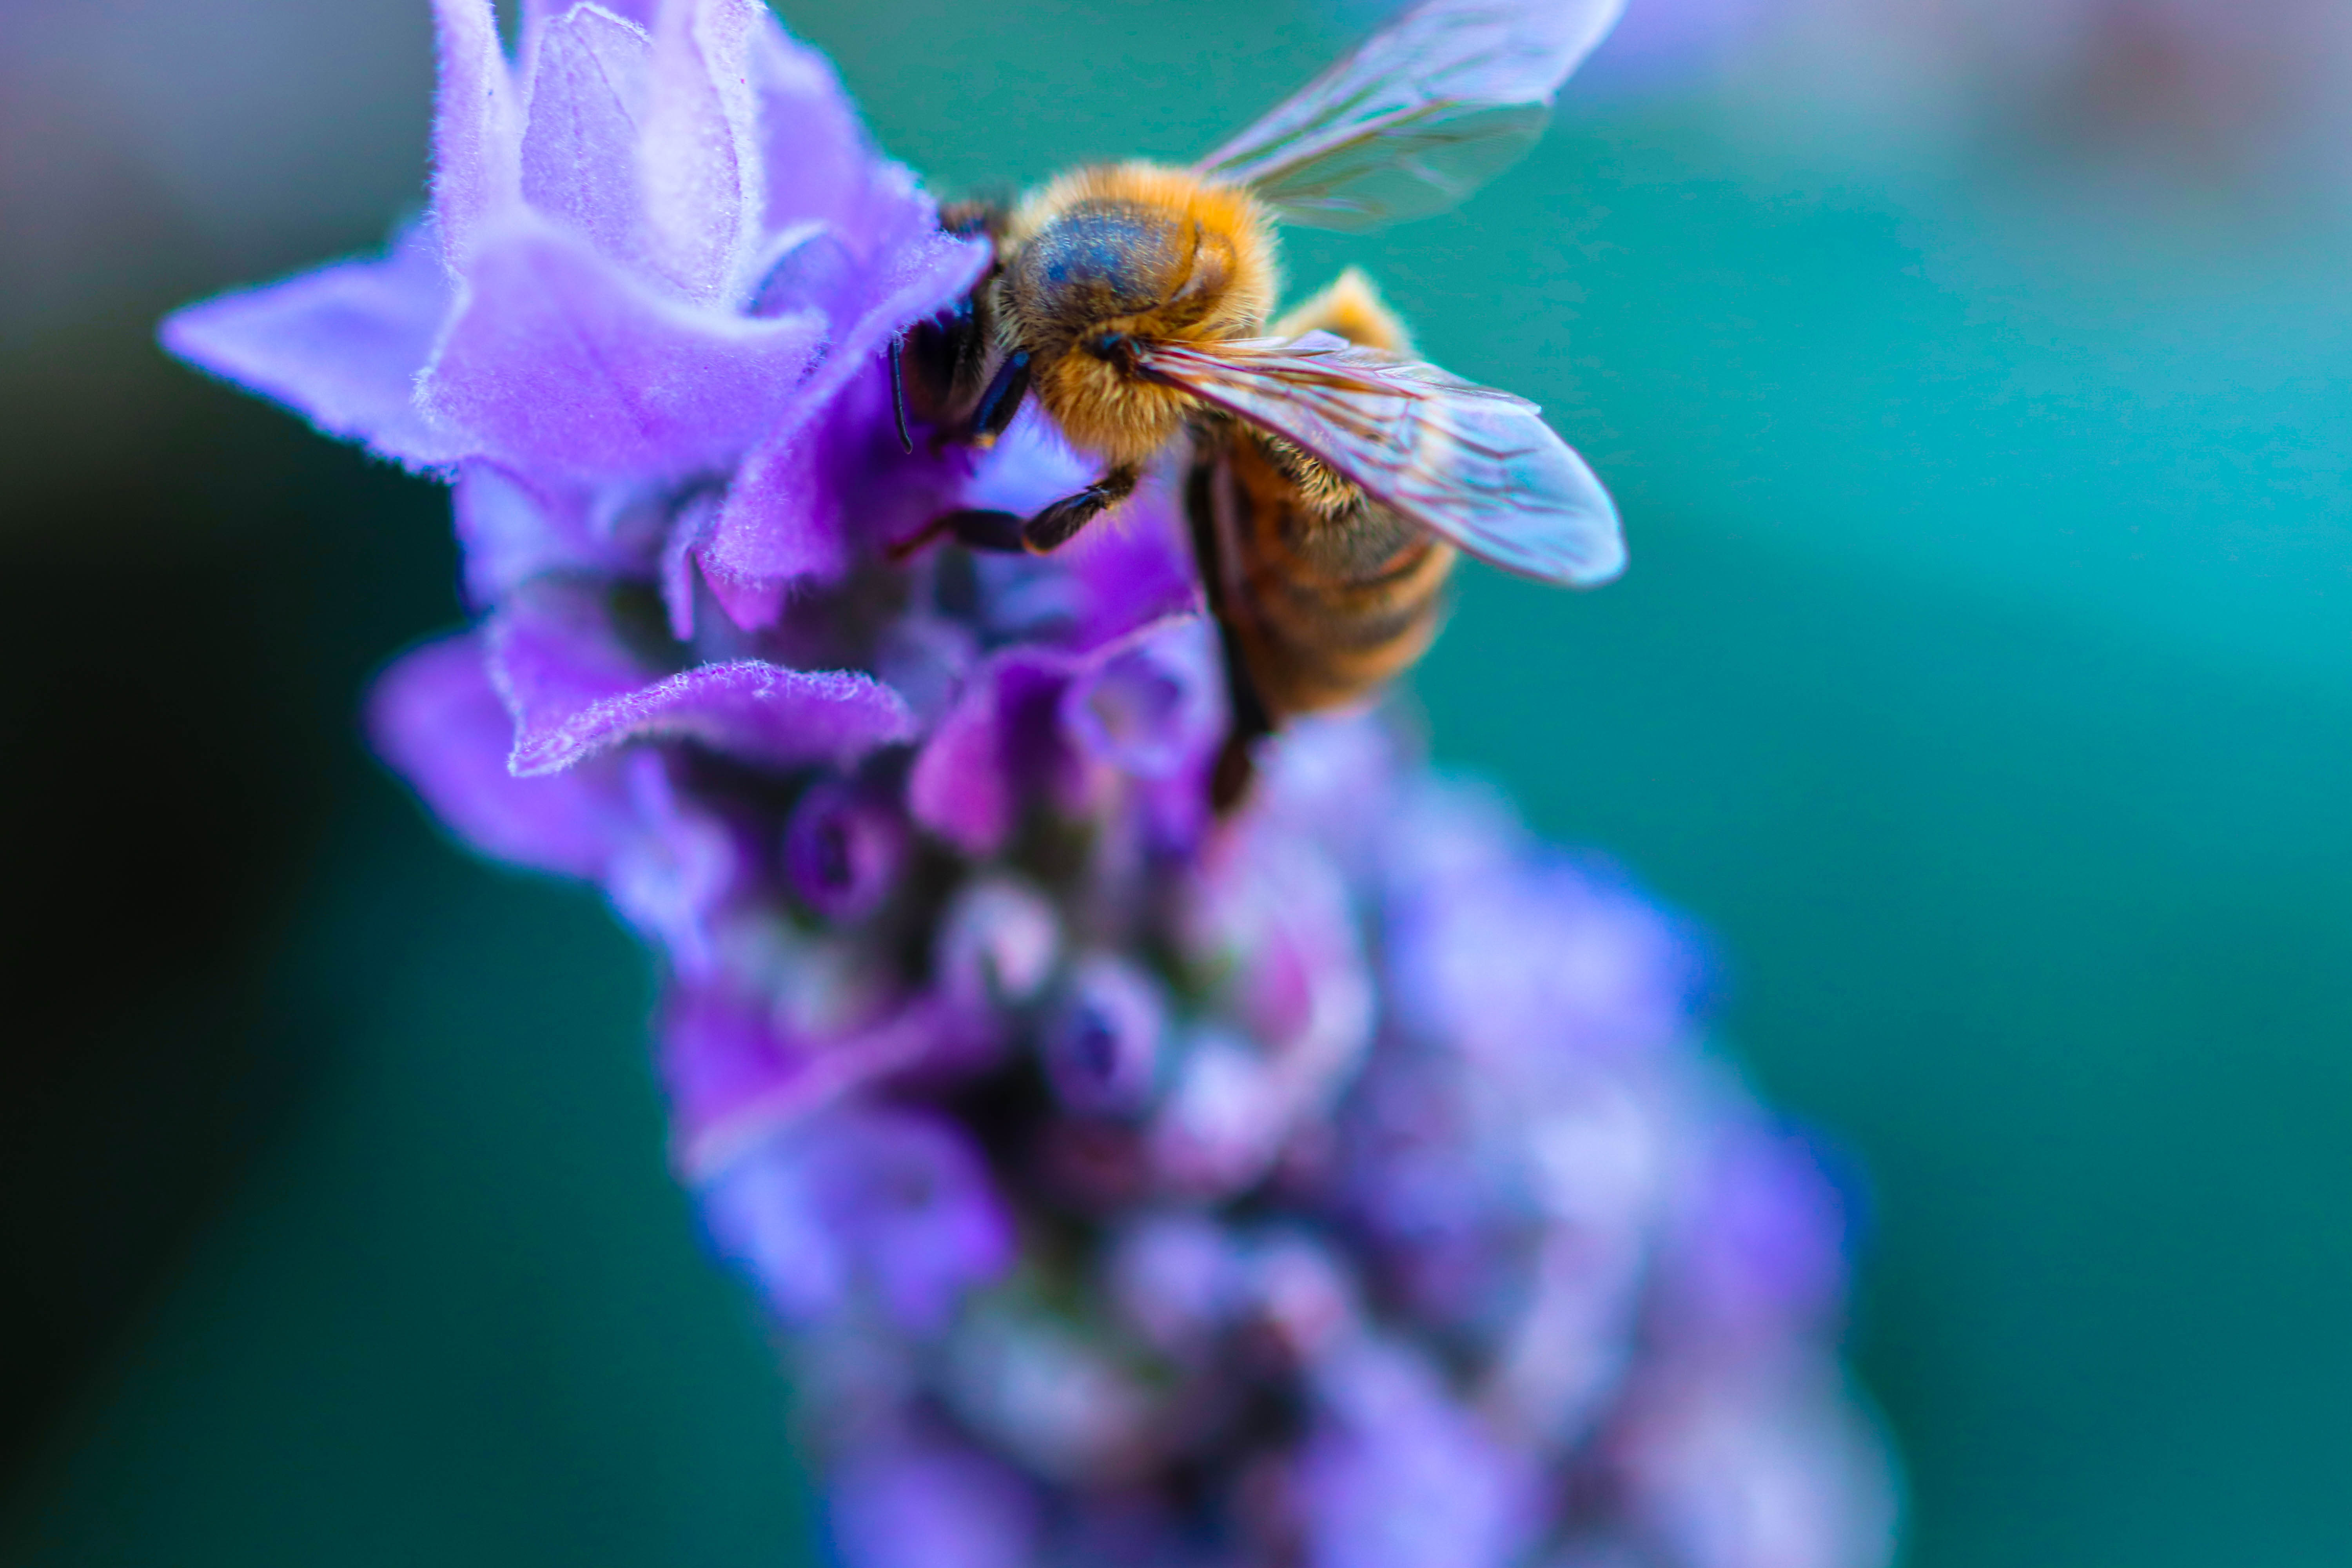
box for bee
[891,0,1630,799]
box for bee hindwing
[1192,0,1627,230]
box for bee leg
[968,350,1031,447]
[1211,732,1258,813]
[1209,620,1274,813]
[1022,464,1140,554]
[887,334,914,455]
[884,508,1029,563]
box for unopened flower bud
[936,875,1062,1012]
[1062,620,1221,779]
[784,779,907,922]
[1041,954,1167,1117]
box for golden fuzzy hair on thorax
[995,162,1281,464]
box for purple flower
[1296,1340,1544,1568]
[783,777,909,923]
[1041,955,1169,1118]
[165,3,1893,1565]
[827,1430,1041,1568]
[701,1103,1013,1333]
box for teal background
[4,2,2349,1564]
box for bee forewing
[1138,336,1625,588]
[1194,0,1628,231]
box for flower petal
[486,579,914,773]
[1055,479,1204,652]
[524,0,653,24]
[368,632,627,878]
[668,988,950,1181]
[702,178,988,612]
[603,751,742,974]
[1297,1342,1544,1568]
[748,19,889,243]
[431,0,523,266]
[700,354,971,609]
[159,226,462,469]
[1387,854,1697,1063]
[822,1108,1015,1332]
[695,1095,844,1319]
[1061,615,1224,780]
[825,1435,1039,1568]
[418,217,824,479]
[563,661,916,772]
[451,461,665,608]
[518,2,651,273]
[640,0,768,304]
[907,648,1081,855]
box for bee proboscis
[892,0,1631,799]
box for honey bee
[892,0,1630,799]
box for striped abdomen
[1196,428,1456,727]
[1187,266,1451,807]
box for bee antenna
[887,335,914,456]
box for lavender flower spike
[164,3,1895,1564]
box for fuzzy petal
[907,648,1082,855]
[419,218,824,480]
[748,19,887,241]
[160,227,462,469]
[368,632,628,878]
[451,461,665,607]
[430,0,523,266]
[702,185,988,610]
[555,661,915,772]
[701,351,971,608]
[487,580,913,773]
[640,0,768,303]
[1056,479,1204,652]
[519,2,651,273]
[668,990,950,1181]
[524,0,654,24]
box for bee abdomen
[1250,539,1454,715]
[1229,438,1456,717]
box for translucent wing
[1135,333,1624,587]
[1195,0,1626,231]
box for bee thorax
[1037,351,1194,466]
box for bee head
[1084,331,1137,370]
[1001,200,1214,357]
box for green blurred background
[2,0,2347,1563]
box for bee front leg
[884,463,1139,564]
[884,507,1029,562]
[1023,464,1140,554]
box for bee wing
[1136,333,1624,587]
[1193,0,1626,231]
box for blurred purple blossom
[162,1,1894,1564]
